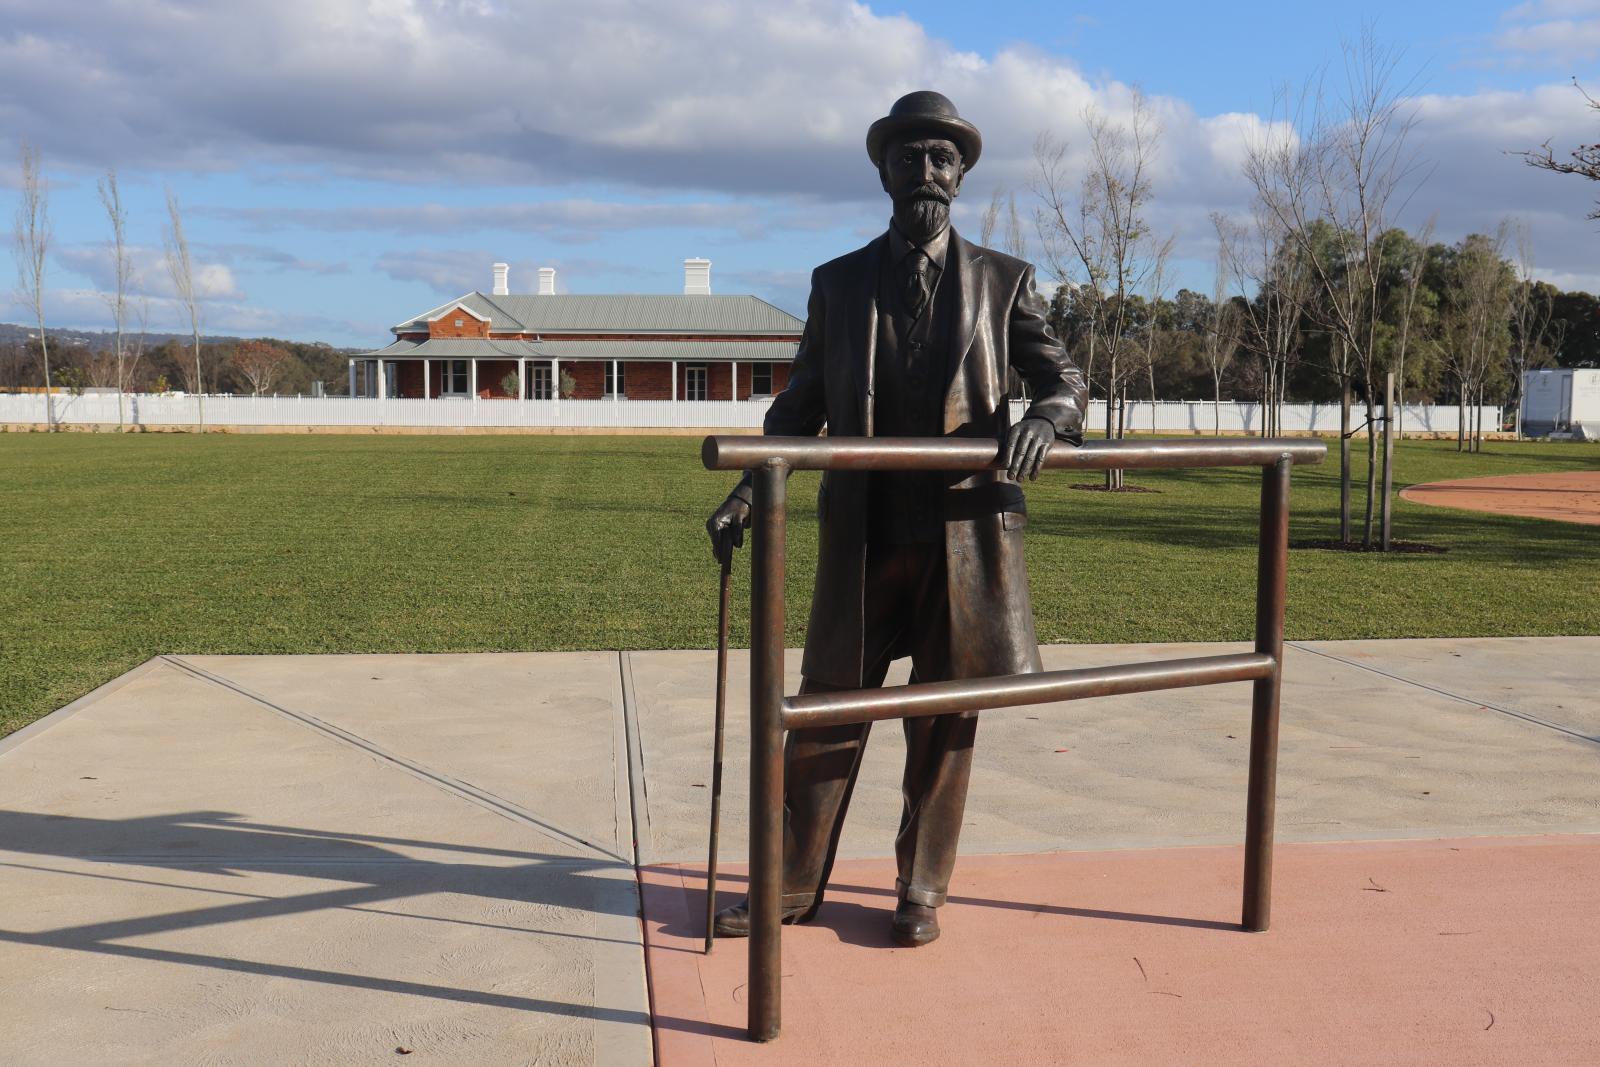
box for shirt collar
[889,221,950,271]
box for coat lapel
[944,231,982,398]
[851,235,887,436]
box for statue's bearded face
[881,136,963,243]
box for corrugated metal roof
[392,292,803,335]
[358,338,797,363]
[533,340,796,362]
[356,338,546,358]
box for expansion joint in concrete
[1286,643,1599,747]
[161,656,629,863]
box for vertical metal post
[1243,455,1290,932]
[1381,372,1394,551]
[748,459,787,1042]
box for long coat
[747,228,1087,687]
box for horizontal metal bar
[780,652,1277,730]
[703,435,1326,473]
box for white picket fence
[0,392,1500,434]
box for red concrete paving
[642,835,1600,1066]
[1401,470,1600,525]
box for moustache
[900,184,951,206]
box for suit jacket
[745,228,1087,687]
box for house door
[685,365,707,401]
[531,363,553,400]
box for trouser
[779,543,977,910]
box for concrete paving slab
[0,656,650,1067]
[644,835,1600,1066]
[1293,636,1600,739]
[630,639,1600,866]
[180,652,633,860]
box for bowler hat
[866,91,982,171]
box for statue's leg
[895,706,978,907]
[891,542,972,909]
[781,682,878,909]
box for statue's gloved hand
[706,493,752,565]
[1003,416,1057,481]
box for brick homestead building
[351,260,801,402]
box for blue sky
[3,1,1597,348]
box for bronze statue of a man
[706,91,1087,947]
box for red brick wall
[561,360,605,399]
[394,361,425,398]
[625,362,672,400]
[428,307,491,339]
[476,359,518,398]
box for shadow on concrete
[0,808,649,1020]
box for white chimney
[492,262,509,296]
[684,257,712,295]
[538,267,557,296]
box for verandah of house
[351,259,801,401]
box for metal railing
[701,434,1327,1042]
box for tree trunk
[1213,372,1222,436]
[38,329,54,432]
[193,333,205,433]
[1340,378,1351,544]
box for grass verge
[2,432,1595,736]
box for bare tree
[1134,238,1175,434]
[1389,216,1434,439]
[1215,198,1309,440]
[230,340,291,396]
[1506,222,1558,438]
[1243,33,1428,546]
[13,141,53,430]
[1518,79,1600,220]
[1004,191,1028,260]
[98,169,135,429]
[1033,91,1163,488]
[980,187,1003,247]
[1432,227,1514,454]
[1201,230,1241,434]
[163,187,205,432]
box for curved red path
[1401,470,1600,526]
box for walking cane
[704,547,734,953]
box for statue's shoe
[712,897,820,938]
[891,900,940,947]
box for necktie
[904,249,930,319]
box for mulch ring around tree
[1069,483,1161,493]
[1291,539,1448,554]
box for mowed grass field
[3,432,1597,737]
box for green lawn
[3,432,1596,737]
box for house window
[531,363,553,400]
[442,360,469,395]
[685,365,708,401]
[751,364,774,396]
[605,361,625,397]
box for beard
[893,192,951,243]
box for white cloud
[53,243,242,300]
[1495,0,1600,63]
[1,0,1596,315]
